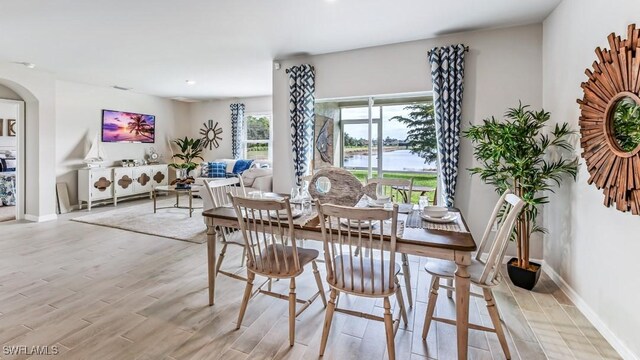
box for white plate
[367,200,387,208]
[340,218,376,229]
[269,209,303,219]
[367,201,412,213]
[421,212,458,223]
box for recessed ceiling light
[171,97,200,103]
[186,80,196,85]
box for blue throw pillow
[207,162,227,178]
[232,159,254,174]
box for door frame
[0,98,25,220]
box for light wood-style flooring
[0,202,621,359]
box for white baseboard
[24,213,58,222]
[543,264,638,360]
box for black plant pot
[507,257,541,290]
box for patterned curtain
[428,44,466,207]
[230,103,245,159]
[287,64,315,186]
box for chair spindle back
[202,177,246,209]
[474,190,511,260]
[316,201,399,295]
[478,193,525,286]
[228,194,299,276]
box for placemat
[406,210,468,233]
[324,218,405,237]
[355,196,414,213]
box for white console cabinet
[78,165,168,210]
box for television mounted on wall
[101,109,155,143]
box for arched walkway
[0,75,57,221]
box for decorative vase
[175,168,187,180]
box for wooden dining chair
[422,190,525,359]
[228,194,327,346]
[316,201,408,360]
[201,177,248,280]
[366,176,415,308]
[366,177,414,204]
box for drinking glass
[300,184,312,215]
[419,196,430,210]
[302,200,312,215]
[290,186,301,202]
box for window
[244,114,272,161]
[340,99,435,174]
[333,94,437,202]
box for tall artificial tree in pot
[463,103,578,290]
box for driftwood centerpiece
[578,24,640,214]
[308,167,364,206]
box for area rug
[71,198,207,244]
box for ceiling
[0,0,561,101]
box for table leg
[176,192,179,208]
[153,190,157,213]
[189,190,193,218]
[207,219,217,306]
[454,251,471,360]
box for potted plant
[463,103,578,290]
[169,137,204,188]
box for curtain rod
[428,45,469,56]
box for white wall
[272,24,543,254]
[186,96,272,160]
[55,80,189,206]
[0,84,22,101]
[543,1,640,358]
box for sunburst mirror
[578,24,640,214]
[200,120,223,150]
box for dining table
[202,196,477,360]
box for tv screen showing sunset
[102,110,155,143]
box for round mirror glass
[610,96,640,152]
[315,176,331,194]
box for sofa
[192,159,273,210]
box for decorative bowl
[423,206,448,218]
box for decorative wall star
[200,119,223,150]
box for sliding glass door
[337,94,437,202]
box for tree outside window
[244,114,272,161]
